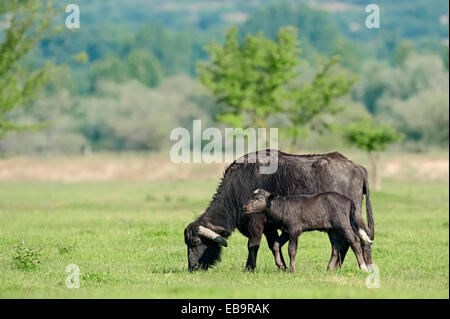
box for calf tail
[349,199,373,245]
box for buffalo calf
[243,189,373,272]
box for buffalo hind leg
[264,226,287,271]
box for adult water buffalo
[184,150,374,271]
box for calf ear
[268,193,279,202]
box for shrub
[56,242,76,255]
[12,241,42,271]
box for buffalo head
[184,222,228,271]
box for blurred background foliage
[0,0,448,155]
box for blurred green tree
[285,56,356,150]
[345,120,402,190]
[392,41,415,66]
[90,55,129,85]
[125,50,163,87]
[0,0,55,138]
[198,26,356,151]
[197,26,300,128]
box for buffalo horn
[198,226,228,247]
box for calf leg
[362,243,372,267]
[264,226,287,270]
[328,230,351,270]
[341,228,368,271]
[327,230,342,271]
[273,231,289,271]
[353,201,372,267]
[327,245,340,271]
[339,231,372,268]
[288,234,299,273]
[338,242,350,266]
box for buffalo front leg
[244,215,265,271]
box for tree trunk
[255,116,266,129]
[255,117,267,150]
[369,152,380,190]
[289,133,298,153]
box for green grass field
[0,178,448,298]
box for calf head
[243,189,278,214]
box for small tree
[197,25,300,128]
[286,56,356,150]
[345,120,402,190]
[0,0,55,138]
[198,26,356,151]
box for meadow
[0,153,448,298]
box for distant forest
[0,0,448,154]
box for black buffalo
[183,149,374,271]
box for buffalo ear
[267,193,279,202]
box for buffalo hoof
[244,266,256,272]
[360,264,369,272]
